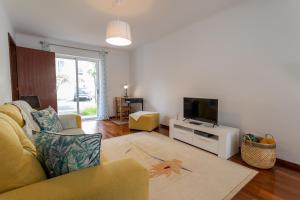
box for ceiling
[2,0,240,49]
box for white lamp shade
[106,20,132,46]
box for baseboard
[276,158,300,172]
[160,124,169,130]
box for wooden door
[16,47,57,110]
[8,33,19,100]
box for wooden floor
[83,120,300,200]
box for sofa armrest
[59,114,82,129]
[0,159,149,200]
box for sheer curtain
[97,53,109,120]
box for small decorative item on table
[241,133,276,169]
[123,84,128,98]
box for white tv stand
[169,119,240,159]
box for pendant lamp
[106,20,132,46]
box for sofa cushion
[0,113,46,193]
[0,159,149,200]
[0,104,24,127]
[61,128,85,135]
[34,132,102,178]
[31,107,63,133]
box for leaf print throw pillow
[34,131,101,178]
[31,106,63,133]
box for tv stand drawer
[173,130,193,144]
[193,134,218,154]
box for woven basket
[241,134,276,169]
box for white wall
[131,0,300,164]
[16,33,130,117]
[0,1,14,104]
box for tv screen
[184,98,218,124]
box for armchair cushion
[59,114,82,129]
[34,132,101,178]
[60,128,85,135]
[31,106,63,133]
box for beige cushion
[59,115,79,129]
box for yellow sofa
[129,112,160,132]
[0,104,149,200]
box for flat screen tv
[184,97,218,124]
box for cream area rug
[102,132,257,200]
